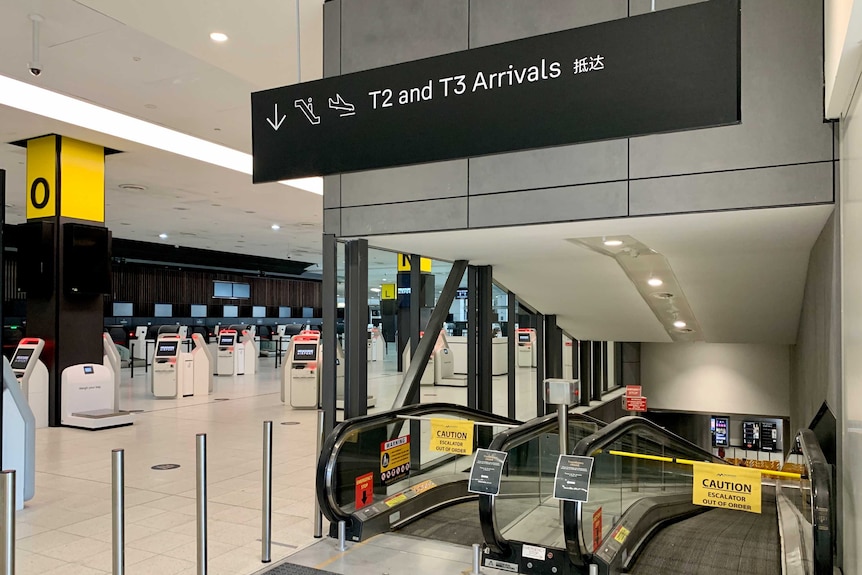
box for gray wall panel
[469,0,627,47]
[323,0,341,78]
[341,198,468,236]
[469,141,627,195]
[341,0,468,73]
[341,161,467,207]
[629,0,705,16]
[324,175,341,209]
[630,0,833,178]
[629,162,834,216]
[469,182,627,228]
[324,208,341,236]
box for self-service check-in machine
[2,357,36,510]
[10,338,48,428]
[61,363,133,430]
[191,333,213,395]
[152,334,182,398]
[284,332,321,408]
[241,329,257,375]
[367,325,383,362]
[517,328,537,368]
[133,326,148,362]
[216,330,237,376]
[103,333,124,411]
[402,331,458,386]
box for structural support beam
[321,233,338,434]
[536,314,546,415]
[592,342,605,401]
[344,239,368,419]
[579,341,592,407]
[392,260,468,410]
[409,254,421,405]
[475,266,493,414]
[0,169,4,461]
[507,292,516,420]
[467,267,478,411]
[545,315,562,380]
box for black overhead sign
[251,0,740,183]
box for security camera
[28,63,41,77]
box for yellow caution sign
[381,283,396,300]
[692,462,761,514]
[397,253,432,272]
[429,418,474,455]
[26,135,105,223]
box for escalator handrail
[478,409,605,557]
[563,416,727,565]
[798,429,834,574]
[316,402,520,524]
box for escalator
[315,402,604,545]
[478,414,836,575]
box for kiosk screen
[518,333,531,343]
[218,335,235,346]
[760,422,778,452]
[711,416,730,447]
[293,343,318,361]
[156,342,179,357]
[742,421,761,450]
[10,348,33,371]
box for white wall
[641,343,790,417]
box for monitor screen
[279,306,292,318]
[10,348,33,371]
[302,307,314,318]
[191,304,207,318]
[760,421,778,452]
[223,305,238,318]
[711,416,729,447]
[742,421,761,450]
[213,281,233,297]
[154,303,173,317]
[232,283,250,298]
[83,365,94,374]
[219,334,235,346]
[518,333,531,342]
[293,343,318,361]
[252,306,266,318]
[156,341,179,356]
[113,302,134,317]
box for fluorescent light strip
[0,74,323,195]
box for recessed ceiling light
[651,292,675,300]
[158,233,168,239]
[647,278,663,287]
[370,288,381,293]
[673,320,687,328]
[210,32,228,42]
[603,239,623,247]
[118,184,146,191]
[271,224,280,230]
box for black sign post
[468,449,508,496]
[553,455,594,502]
[252,0,739,182]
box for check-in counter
[449,336,508,376]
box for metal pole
[196,434,207,575]
[313,410,324,538]
[261,421,272,563]
[558,404,568,524]
[337,520,347,551]
[112,450,124,575]
[1,470,14,575]
[130,343,134,379]
[470,543,482,575]
[589,564,599,575]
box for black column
[544,315,562,380]
[579,341,592,407]
[0,169,4,459]
[467,266,478,410]
[591,341,603,401]
[507,292,516,420]
[475,266,493,414]
[321,234,337,434]
[536,314,546,415]
[409,255,421,405]
[344,239,368,419]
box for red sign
[625,385,642,398]
[625,396,647,412]
[592,507,603,552]
[355,472,373,510]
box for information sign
[711,416,730,447]
[380,435,411,485]
[624,396,647,412]
[592,507,603,552]
[625,385,642,398]
[553,455,594,502]
[251,0,740,182]
[742,421,761,451]
[692,462,761,514]
[468,449,508,495]
[355,472,373,510]
[760,421,778,452]
[429,418,474,455]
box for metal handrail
[798,429,834,574]
[478,410,605,557]
[564,416,727,565]
[315,402,520,524]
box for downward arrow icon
[266,103,286,131]
[362,491,368,504]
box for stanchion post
[313,410,324,538]
[1,470,14,575]
[196,434,207,575]
[130,343,135,379]
[470,543,482,575]
[112,449,125,575]
[261,421,273,563]
[337,520,347,551]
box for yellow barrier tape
[608,450,802,479]
[608,450,672,463]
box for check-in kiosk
[191,333,214,395]
[152,334,182,398]
[61,363,133,430]
[517,328,537,368]
[132,326,148,362]
[10,338,49,428]
[216,330,237,376]
[2,358,36,510]
[368,325,383,362]
[402,331,458,386]
[102,333,123,412]
[241,329,257,375]
[285,332,321,408]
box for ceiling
[365,205,835,345]
[0,0,324,264]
